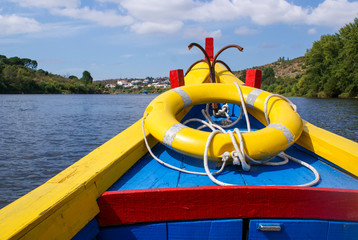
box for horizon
[1,0,357,80]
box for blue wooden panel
[238,144,358,189]
[168,219,242,240]
[108,144,181,191]
[248,219,328,240]
[72,218,99,240]
[98,222,166,240]
[327,221,358,240]
[178,154,246,187]
[291,145,358,189]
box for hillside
[0,55,105,94]
[258,56,306,79]
[235,56,306,82]
[234,56,307,97]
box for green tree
[22,58,38,69]
[8,57,22,66]
[81,70,93,85]
[336,18,358,97]
[303,18,358,97]
[262,67,276,85]
[69,75,78,80]
[0,55,7,66]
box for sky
[0,0,357,80]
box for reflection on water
[291,97,358,142]
[0,94,157,208]
[0,95,357,208]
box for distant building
[105,84,116,88]
[117,80,128,86]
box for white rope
[281,152,320,187]
[214,103,229,118]
[142,114,227,176]
[233,82,251,132]
[264,93,297,125]
[203,127,319,186]
[204,104,242,129]
[203,130,233,186]
[183,118,217,131]
[228,130,250,171]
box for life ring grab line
[143,83,303,161]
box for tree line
[239,18,358,98]
[0,56,104,94]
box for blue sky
[0,0,357,80]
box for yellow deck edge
[297,120,358,177]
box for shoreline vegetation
[1,18,357,98]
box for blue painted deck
[109,104,358,191]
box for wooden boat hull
[0,55,358,240]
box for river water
[0,94,357,208]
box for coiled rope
[142,82,320,187]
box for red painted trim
[97,186,358,226]
[205,38,214,61]
[245,69,262,89]
[170,69,185,89]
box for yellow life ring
[143,83,303,160]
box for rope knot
[231,151,241,166]
[221,151,231,162]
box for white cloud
[234,26,259,35]
[176,0,308,25]
[51,7,134,27]
[117,0,357,34]
[109,0,310,34]
[244,0,308,25]
[0,14,41,35]
[8,0,80,9]
[307,0,358,28]
[120,0,193,22]
[3,0,358,36]
[183,26,222,39]
[131,21,183,34]
[184,0,239,22]
[308,28,317,35]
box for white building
[105,84,116,88]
